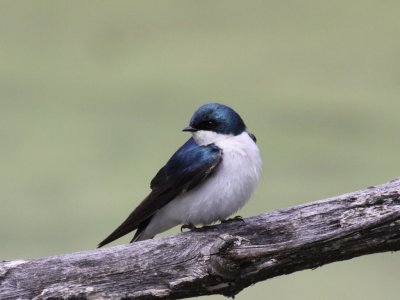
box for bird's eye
[198,119,217,129]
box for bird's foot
[221,215,245,224]
[180,223,198,232]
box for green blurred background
[1,1,399,299]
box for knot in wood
[207,234,250,279]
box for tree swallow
[98,103,262,247]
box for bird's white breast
[146,131,262,235]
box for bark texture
[1,178,400,299]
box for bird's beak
[182,126,197,132]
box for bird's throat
[192,130,232,146]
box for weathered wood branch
[1,178,400,299]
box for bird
[98,103,262,247]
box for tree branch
[1,178,400,299]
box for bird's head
[183,103,246,145]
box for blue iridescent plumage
[151,138,221,189]
[188,103,246,135]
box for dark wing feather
[248,132,257,143]
[98,138,222,247]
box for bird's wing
[98,138,222,247]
